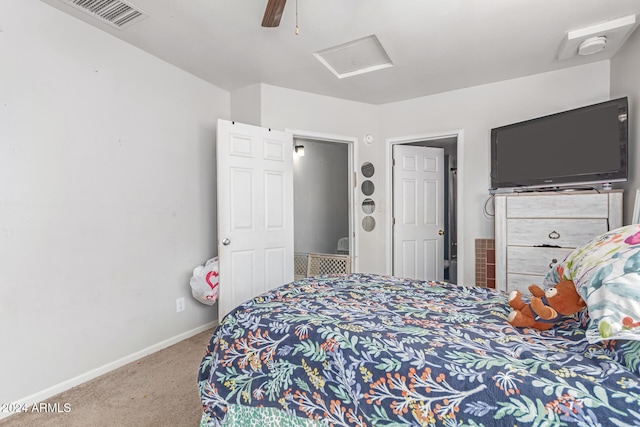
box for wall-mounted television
[490,97,628,192]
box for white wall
[230,84,262,126]
[293,140,349,254]
[0,0,229,409]
[611,27,640,223]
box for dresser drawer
[506,193,610,218]
[507,273,546,294]
[507,218,609,247]
[507,246,573,276]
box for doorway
[387,133,459,283]
[289,131,356,277]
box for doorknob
[222,238,231,246]
[438,230,445,235]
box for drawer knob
[548,230,560,239]
[549,258,558,269]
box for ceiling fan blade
[262,0,287,27]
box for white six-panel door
[392,145,445,281]
[217,119,294,320]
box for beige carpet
[0,328,215,427]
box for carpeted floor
[0,328,215,427]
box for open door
[392,145,445,280]
[216,119,294,320]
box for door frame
[386,129,465,284]
[286,128,358,272]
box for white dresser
[494,190,623,293]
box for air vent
[61,0,148,29]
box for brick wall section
[475,239,495,288]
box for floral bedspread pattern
[198,274,640,426]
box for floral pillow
[544,224,640,344]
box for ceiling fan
[262,0,287,27]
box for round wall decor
[361,162,375,178]
[362,198,375,214]
[362,216,375,232]
[361,180,375,196]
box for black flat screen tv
[490,97,628,191]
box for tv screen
[490,97,628,191]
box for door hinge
[353,171,357,188]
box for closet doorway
[291,132,356,277]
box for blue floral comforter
[198,274,640,426]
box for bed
[198,270,640,426]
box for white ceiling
[41,0,640,105]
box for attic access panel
[314,34,393,79]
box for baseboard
[0,320,218,421]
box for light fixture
[557,14,637,60]
[294,145,305,156]
[578,36,607,55]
